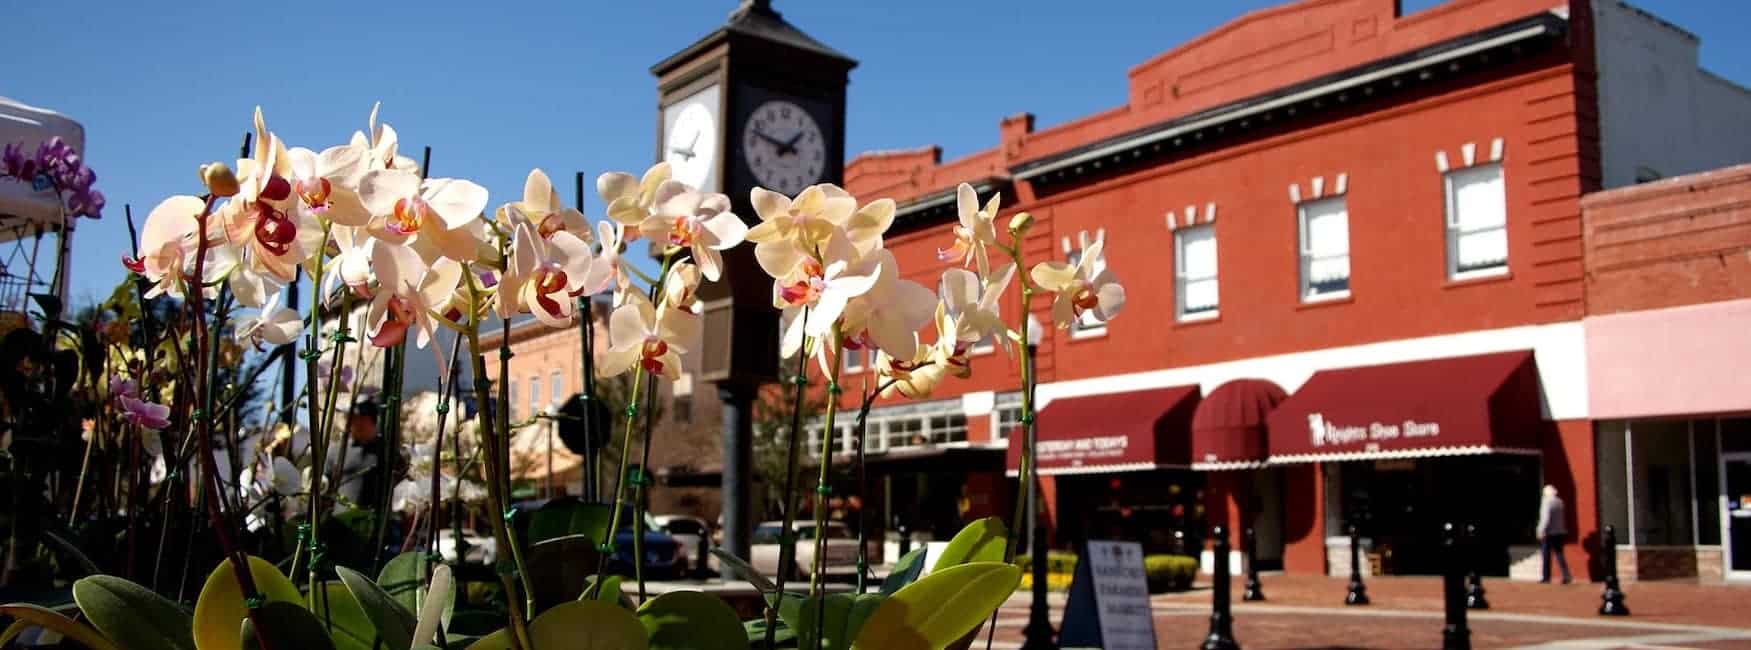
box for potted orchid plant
[0,99,1123,650]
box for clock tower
[651,0,856,562]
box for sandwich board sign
[1058,540,1156,650]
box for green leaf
[580,575,627,609]
[742,618,794,647]
[73,574,197,650]
[879,548,929,596]
[378,552,454,631]
[930,517,1008,573]
[526,499,612,545]
[308,582,375,650]
[636,591,748,650]
[0,603,119,650]
[465,600,648,650]
[852,562,1021,650]
[710,550,775,594]
[526,535,603,614]
[192,556,304,650]
[335,565,418,650]
[240,601,336,650]
[44,530,102,577]
[791,593,885,650]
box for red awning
[1006,385,1200,475]
[1265,351,1544,463]
[1191,379,1287,470]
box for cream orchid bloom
[746,184,858,278]
[641,183,747,281]
[322,226,375,299]
[584,221,633,299]
[939,263,1015,351]
[839,249,935,357]
[876,307,972,399]
[937,183,1001,276]
[515,168,590,241]
[1030,239,1125,329]
[367,242,462,349]
[597,163,676,227]
[597,292,699,381]
[774,231,881,360]
[235,291,303,348]
[505,220,599,327]
[126,195,206,298]
[663,261,701,314]
[285,145,371,227]
[844,197,896,256]
[359,169,491,263]
[349,102,421,174]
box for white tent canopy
[0,96,85,231]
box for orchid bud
[1008,211,1035,236]
[200,162,240,197]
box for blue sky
[9,0,1751,309]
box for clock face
[662,85,720,192]
[741,100,824,196]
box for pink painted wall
[1585,298,1751,419]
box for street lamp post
[1020,316,1057,650]
[1201,526,1240,650]
[1345,523,1370,605]
[1599,525,1630,616]
[1242,525,1265,602]
[1441,523,1472,650]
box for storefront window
[928,414,967,443]
[1599,418,1730,549]
[1694,423,1721,546]
[1596,421,1631,543]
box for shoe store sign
[1307,413,1441,448]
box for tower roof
[651,1,856,75]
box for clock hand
[668,146,695,161]
[687,131,701,150]
[754,130,790,150]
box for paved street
[986,575,1751,649]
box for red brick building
[828,0,1751,580]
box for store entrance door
[1725,453,1751,577]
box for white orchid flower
[235,291,303,347]
[662,261,701,314]
[286,145,371,227]
[515,168,590,241]
[126,195,219,299]
[844,197,896,257]
[746,184,858,279]
[347,102,421,174]
[367,242,462,349]
[1030,239,1125,329]
[774,230,881,360]
[598,162,677,227]
[840,249,935,357]
[937,183,1001,277]
[641,183,747,281]
[585,220,633,300]
[322,225,376,299]
[940,263,1015,351]
[358,168,490,262]
[503,219,600,326]
[597,293,699,381]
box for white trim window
[993,392,1024,441]
[528,376,541,416]
[550,371,564,406]
[1174,224,1218,320]
[1444,163,1508,279]
[508,380,519,419]
[841,347,865,373]
[1298,196,1351,301]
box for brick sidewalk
[984,575,1751,649]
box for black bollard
[1441,523,1472,650]
[1465,524,1489,610]
[1242,526,1265,602]
[1599,525,1630,616]
[1345,523,1370,605]
[896,518,911,558]
[1202,526,1241,650]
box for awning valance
[1192,379,1287,470]
[1006,385,1200,475]
[1265,351,1543,464]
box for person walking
[1537,485,1573,584]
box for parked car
[435,528,496,564]
[750,521,859,580]
[653,514,712,576]
[607,510,686,580]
